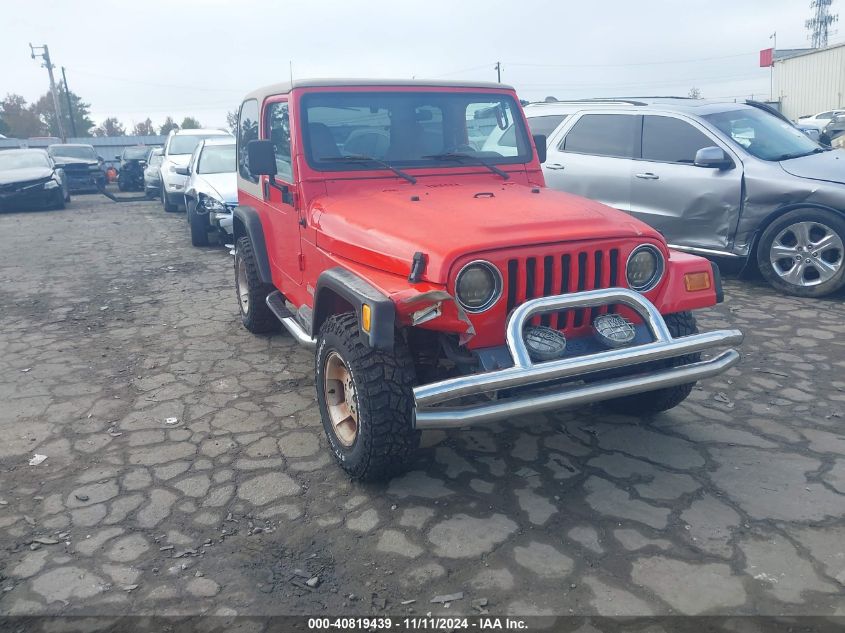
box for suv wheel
[603,311,700,415]
[161,186,178,213]
[757,208,845,297]
[187,199,210,246]
[233,236,278,333]
[315,313,419,481]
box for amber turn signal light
[684,272,712,292]
[361,304,372,332]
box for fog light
[593,313,636,348]
[684,271,711,292]
[523,326,567,362]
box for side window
[527,114,568,137]
[238,98,259,182]
[562,114,639,158]
[819,111,833,119]
[642,116,714,164]
[266,102,293,182]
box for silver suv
[526,98,845,297]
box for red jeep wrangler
[232,80,743,480]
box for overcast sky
[0,0,831,132]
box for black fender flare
[232,206,272,285]
[314,268,395,351]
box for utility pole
[770,32,777,102]
[494,61,502,83]
[29,43,66,141]
[61,66,77,138]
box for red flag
[760,48,774,67]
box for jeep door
[262,98,302,285]
[543,112,639,212]
[629,114,742,252]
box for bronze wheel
[323,351,359,447]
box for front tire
[161,187,179,213]
[756,208,845,297]
[603,311,700,415]
[315,313,419,481]
[187,199,210,246]
[233,235,278,333]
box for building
[771,42,845,120]
[0,135,166,167]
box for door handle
[546,163,565,170]
[635,172,659,180]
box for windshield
[168,134,227,155]
[301,91,532,170]
[49,145,96,160]
[147,153,163,167]
[122,147,149,160]
[197,144,235,174]
[0,151,50,170]
[703,108,820,161]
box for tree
[180,116,202,129]
[92,117,126,137]
[32,88,95,137]
[688,86,702,99]
[0,94,43,138]
[159,116,179,135]
[132,118,156,136]
[226,110,238,134]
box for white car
[159,128,232,212]
[797,109,845,131]
[177,138,236,246]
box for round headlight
[626,245,664,292]
[455,261,502,313]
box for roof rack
[533,98,648,106]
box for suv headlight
[626,245,665,292]
[43,179,60,189]
[198,193,226,213]
[455,261,502,313]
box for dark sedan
[0,149,69,211]
[47,144,106,192]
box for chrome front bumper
[412,288,743,429]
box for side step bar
[266,291,316,349]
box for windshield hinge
[408,251,427,283]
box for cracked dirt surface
[1,195,844,617]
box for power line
[807,0,838,48]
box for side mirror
[694,146,733,170]
[533,134,547,164]
[97,156,104,162]
[174,166,190,176]
[114,155,121,160]
[247,139,277,177]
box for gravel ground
[1,193,844,619]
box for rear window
[526,114,568,137]
[563,114,639,158]
[169,134,227,155]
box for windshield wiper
[775,147,828,161]
[422,152,510,180]
[320,154,417,184]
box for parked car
[231,79,742,480]
[116,145,150,192]
[820,113,845,146]
[117,146,152,191]
[177,138,236,246]
[0,148,69,210]
[47,143,104,192]
[144,148,164,198]
[160,128,232,212]
[798,109,845,131]
[527,98,845,297]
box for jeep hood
[779,149,845,185]
[313,183,660,283]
